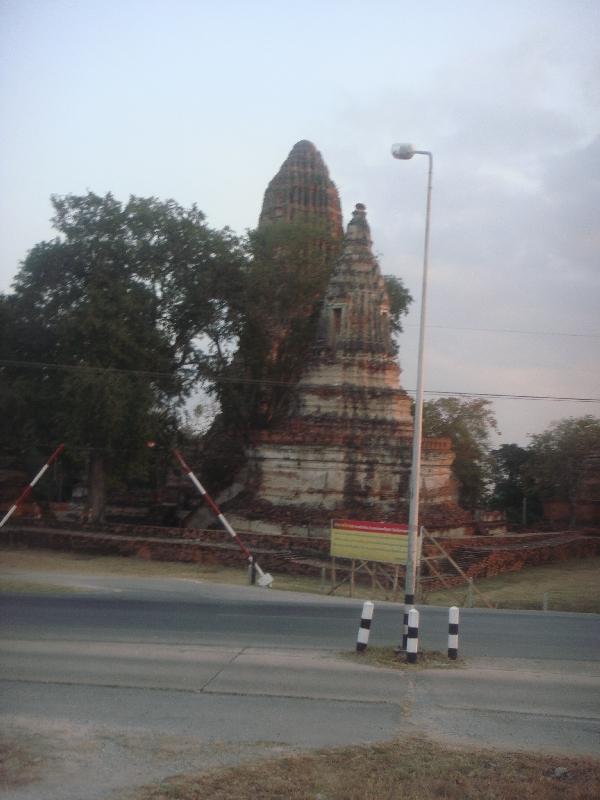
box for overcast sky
[1,0,598,445]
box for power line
[1,358,599,404]
[406,324,600,339]
[420,390,600,403]
[0,359,182,379]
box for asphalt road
[1,577,599,660]
[1,576,599,800]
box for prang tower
[259,139,343,236]
[228,141,463,533]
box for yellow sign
[330,519,409,565]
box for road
[1,574,599,800]
[2,574,599,659]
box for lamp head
[391,143,415,160]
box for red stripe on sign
[333,520,408,535]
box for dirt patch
[0,719,303,800]
[341,646,466,670]
[0,734,50,790]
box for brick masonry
[5,520,599,587]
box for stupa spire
[315,203,392,357]
[259,140,343,238]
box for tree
[207,218,342,433]
[209,227,414,432]
[383,274,413,336]
[2,192,244,520]
[489,443,533,524]
[423,397,499,509]
[524,416,600,526]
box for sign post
[330,519,409,565]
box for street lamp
[391,143,433,617]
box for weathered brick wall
[3,520,330,576]
[423,531,600,584]
[543,499,600,525]
[5,521,600,587]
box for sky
[1,0,599,445]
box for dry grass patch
[424,556,600,613]
[341,646,465,670]
[0,546,247,582]
[3,547,600,613]
[126,737,600,800]
[0,546,326,594]
[0,736,48,790]
[0,576,83,594]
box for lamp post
[391,143,433,610]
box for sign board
[330,519,409,565]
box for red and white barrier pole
[0,444,65,529]
[173,449,273,588]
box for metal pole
[405,150,433,605]
[0,444,65,529]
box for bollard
[356,601,375,652]
[406,607,419,664]
[248,557,256,585]
[448,606,459,660]
[401,605,409,651]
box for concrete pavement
[2,637,599,758]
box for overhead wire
[405,323,600,339]
[1,359,598,404]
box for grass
[1,546,600,613]
[0,546,328,594]
[124,737,600,800]
[341,646,465,670]
[423,556,600,614]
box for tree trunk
[88,450,106,523]
[568,474,580,529]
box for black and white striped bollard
[406,607,419,664]
[448,606,459,660]
[356,601,374,652]
[401,605,409,650]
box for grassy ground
[123,737,600,800]
[1,547,599,613]
[0,546,330,595]
[422,556,600,613]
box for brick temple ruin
[259,138,344,236]
[219,140,472,538]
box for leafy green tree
[209,226,413,429]
[489,443,538,524]
[524,416,600,526]
[383,274,413,335]
[207,218,342,431]
[423,397,499,509]
[2,192,244,520]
